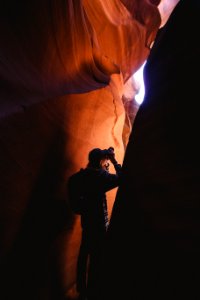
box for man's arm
[102,149,122,192]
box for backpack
[67,169,85,215]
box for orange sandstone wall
[0,1,161,299]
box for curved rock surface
[0,1,164,299]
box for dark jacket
[79,163,122,234]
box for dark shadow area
[0,129,73,300]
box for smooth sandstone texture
[0,1,161,299]
[101,1,200,300]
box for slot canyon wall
[101,1,200,300]
[0,1,162,299]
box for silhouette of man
[68,147,122,300]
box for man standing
[68,147,122,300]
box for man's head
[88,147,113,170]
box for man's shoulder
[69,167,100,183]
[68,168,85,184]
[98,168,118,178]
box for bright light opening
[133,61,146,105]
